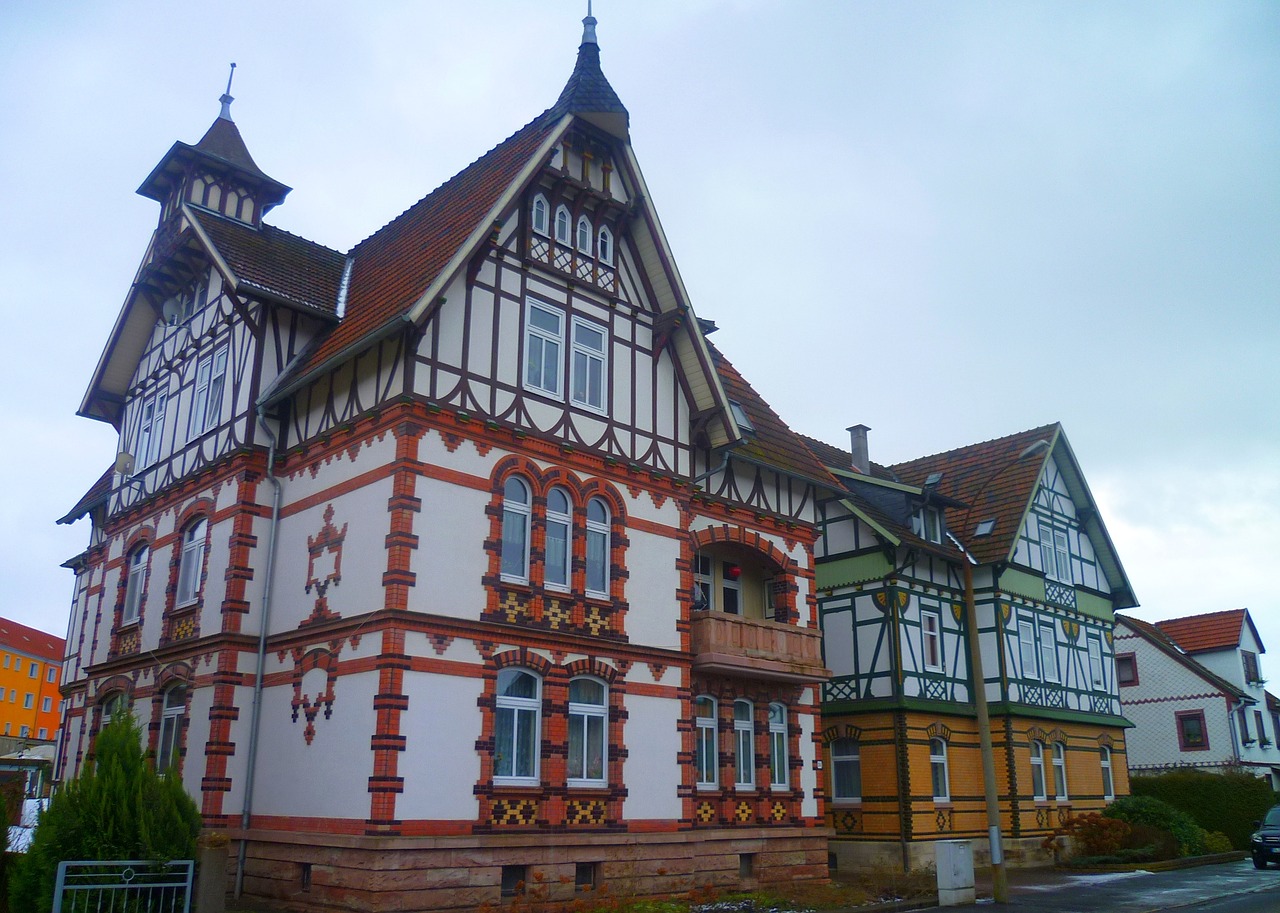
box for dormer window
[913,506,943,544]
[531,194,550,236]
[576,215,592,253]
[729,400,754,434]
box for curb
[1052,849,1247,874]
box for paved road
[949,859,1280,912]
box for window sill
[566,781,608,791]
[831,799,863,807]
[492,780,541,791]
[696,784,719,792]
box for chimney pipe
[847,424,871,474]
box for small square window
[739,853,755,880]
[1116,653,1138,686]
[575,862,597,892]
[501,865,528,898]
[974,519,996,537]
[1176,710,1209,751]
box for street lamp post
[955,438,1049,904]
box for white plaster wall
[822,599,855,679]
[184,683,214,797]
[621,692,680,820]
[397,671,484,820]
[250,672,379,820]
[621,530,681,649]
[798,694,818,818]
[411,476,490,619]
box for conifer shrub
[1131,768,1277,849]
[1102,795,1204,857]
[8,713,201,913]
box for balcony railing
[690,611,829,684]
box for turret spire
[582,1,597,46]
[218,62,237,121]
[553,4,629,139]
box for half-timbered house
[56,15,835,911]
[804,423,1136,870]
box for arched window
[694,696,717,788]
[123,546,149,624]
[1052,741,1068,800]
[156,684,186,772]
[494,668,541,783]
[501,478,531,583]
[1030,739,1047,800]
[101,693,126,725]
[831,738,861,802]
[597,225,613,265]
[545,487,572,590]
[768,703,787,788]
[1100,745,1114,800]
[554,205,571,244]
[930,738,949,802]
[734,700,755,788]
[531,194,549,236]
[567,677,607,786]
[585,498,609,597]
[576,215,592,254]
[176,519,207,605]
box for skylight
[974,519,996,537]
[924,472,943,487]
[729,400,754,433]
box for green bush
[1103,795,1204,856]
[8,713,201,913]
[1202,830,1234,854]
[1130,769,1277,849]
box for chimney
[847,424,871,474]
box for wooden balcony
[690,611,830,684]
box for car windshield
[1266,807,1280,827]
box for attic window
[912,506,943,544]
[974,519,996,537]
[729,401,754,434]
[924,472,943,487]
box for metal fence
[52,859,193,913]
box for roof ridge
[347,109,556,257]
[258,222,347,258]
[890,423,1060,468]
[1155,608,1249,623]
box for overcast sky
[3,2,1277,660]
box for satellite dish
[114,451,136,476]
[161,298,182,325]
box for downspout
[235,406,284,898]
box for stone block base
[228,826,830,912]
[830,834,1058,875]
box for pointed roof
[57,466,114,525]
[138,104,289,213]
[1154,609,1262,655]
[1117,614,1250,701]
[550,11,629,140]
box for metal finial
[218,62,237,120]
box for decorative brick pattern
[491,798,540,826]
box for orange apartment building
[0,617,64,742]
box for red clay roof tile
[1155,609,1251,654]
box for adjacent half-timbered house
[804,423,1136,870]
[57,15,836,911]
[1117,609,1280,787]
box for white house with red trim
[1115,609,1280,787]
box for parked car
[1250,805,1280,869]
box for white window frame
[596,224,613,264]
[524,300,564,398]
[28,664,38,679]
[567,676,607,787]
[693,555,713,611]
[1039,621,1059,683]
[914,506,943,544]
[544,487,572,591]
[768,703,787,788]
[176,519,208,606]
[1030,739,1047,800]
[38,728,47,740]
[720,561,742,616]
[1052,741,1068,799]
[1018,619,1038,679]
[494,668,542,785]
[585,497,609,598]
[1100,745,1114,800]
[188,346,228,441]
[156,685,186,772]
[123,546,148,624]
[695,696,718,789]
[22,693,33,710]
[734,700,755,789]
[921,609,943,673]
[930,738,950,802]
[576,214,592,253]
[136,390,168,467]
[1054,529,1071,582]
[831,738,861,803]
[531,194,550,236]
[554,205,571,245]
[46,667,56,683]
[1087,637,1104,690]
[500,477,531,584]
[41,696,52,713]
[570,316,607,412]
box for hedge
[1130,769,1278,849]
